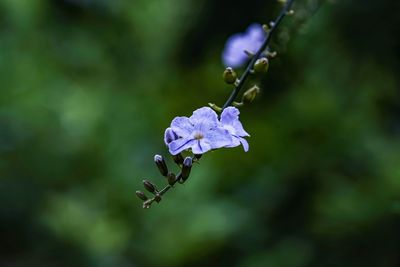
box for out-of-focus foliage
[1,0,399,266]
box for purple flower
[222,23,266,68]
[220,107,250,152]
[167,107,232,155]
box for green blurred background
[1,0,400,266]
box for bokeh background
[1,0,400,266]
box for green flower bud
[154,154,168,176]
[167,172,176,185]
[262,24,270,33]
[135,190,148,201]
[223,67,237,84]
[143,180,156,193]
[254,57,269,73]
[242,85,260,104]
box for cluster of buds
[212,50,273,111]
[136,153,193,209]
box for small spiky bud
[154,155,168,176]
[181,157,193,182]
[223,67,238,84]
[135,191,148,201]
[143,180,156,193]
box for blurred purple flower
[222,23,266,68]
[220,107,250,152]
[167,107,232,155]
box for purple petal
[222,23,266,68]
[170,116,193,137]
[232,120,250,137]
[223,136,248,152]
[164,127,179,145]
[204,127,233,149]
[190,107,219,130]
[191,140,212,154]
[221,107,250,137]
[224,136,241,148]
[246,23,265,42]
[239,137,249,152]
[168,138,196,155]
[246,24,265,52]
[221,106,239,125]
[222,35,248,67]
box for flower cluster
[164,106,249,155]
[222,23,266,68]
[136,0,296,208]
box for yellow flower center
[194,132,204,140]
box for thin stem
[222,0,295,110]
[143,184,173,208]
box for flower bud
[164,127,178,145]
[262,24,270,33]
[154,154,168,176]
[181,157,192,181]
[154,193,162,203]
[135,190,148,201]
[167,172,176,185]
[143,180,156,193]
[254,57,269,73]
[223,67,237,84]
[172,153,184,165]
[242,85,260,104]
